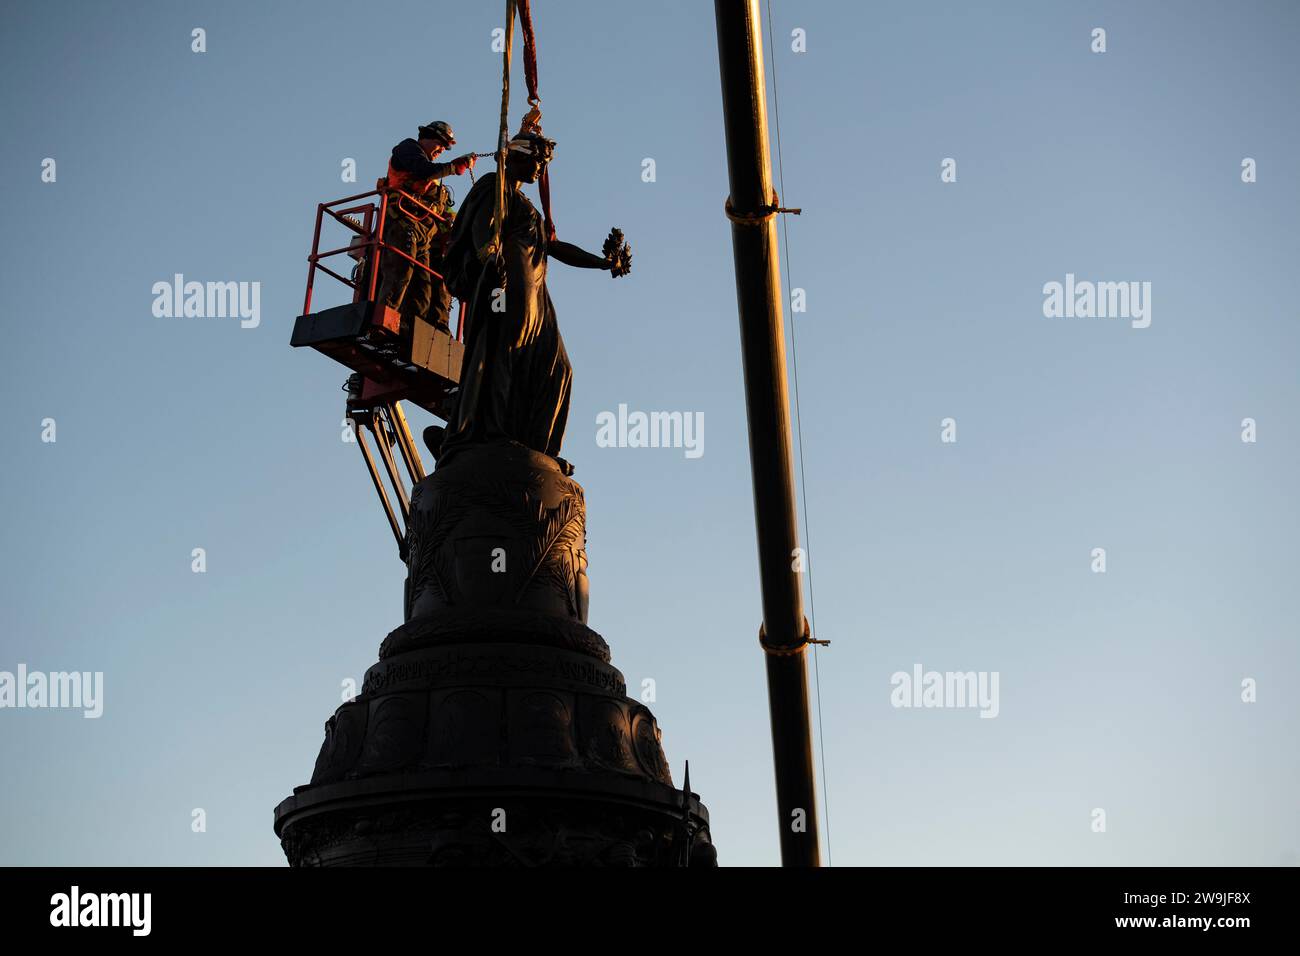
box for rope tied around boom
[724,190,802,226]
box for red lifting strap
[517,0,540,105]
[515,0,556,242]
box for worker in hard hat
[377,120,477,337]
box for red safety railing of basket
[301,187,467,341]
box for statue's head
[506,130,555,184]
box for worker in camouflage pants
[377,120,475,337]
[379,213,433,335]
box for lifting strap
[516,0,556,243]
[482,0,554,264]
[482,0,515,264]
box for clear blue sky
[1,0,1297,866]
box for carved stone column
[275,441,716,867]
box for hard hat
[417,121,456,148]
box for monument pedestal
[275,442,715,866]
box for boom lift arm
[293,183,467,558]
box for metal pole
[387,402,426,485]
[368,418,411,521]
[354,419,404,551]
[714,0,820,867]
[304,204,325,315]
[370,192,387,303]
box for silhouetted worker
[435,123,632,473]
[377,121,476,336]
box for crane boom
[714,0,822,867]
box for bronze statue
[279,25,716,867]
[435,126,632,473]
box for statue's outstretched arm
[549,228,632,278]
[549,240,607,270]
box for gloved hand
[452,154,477,175]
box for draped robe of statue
[441,172,572,462]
